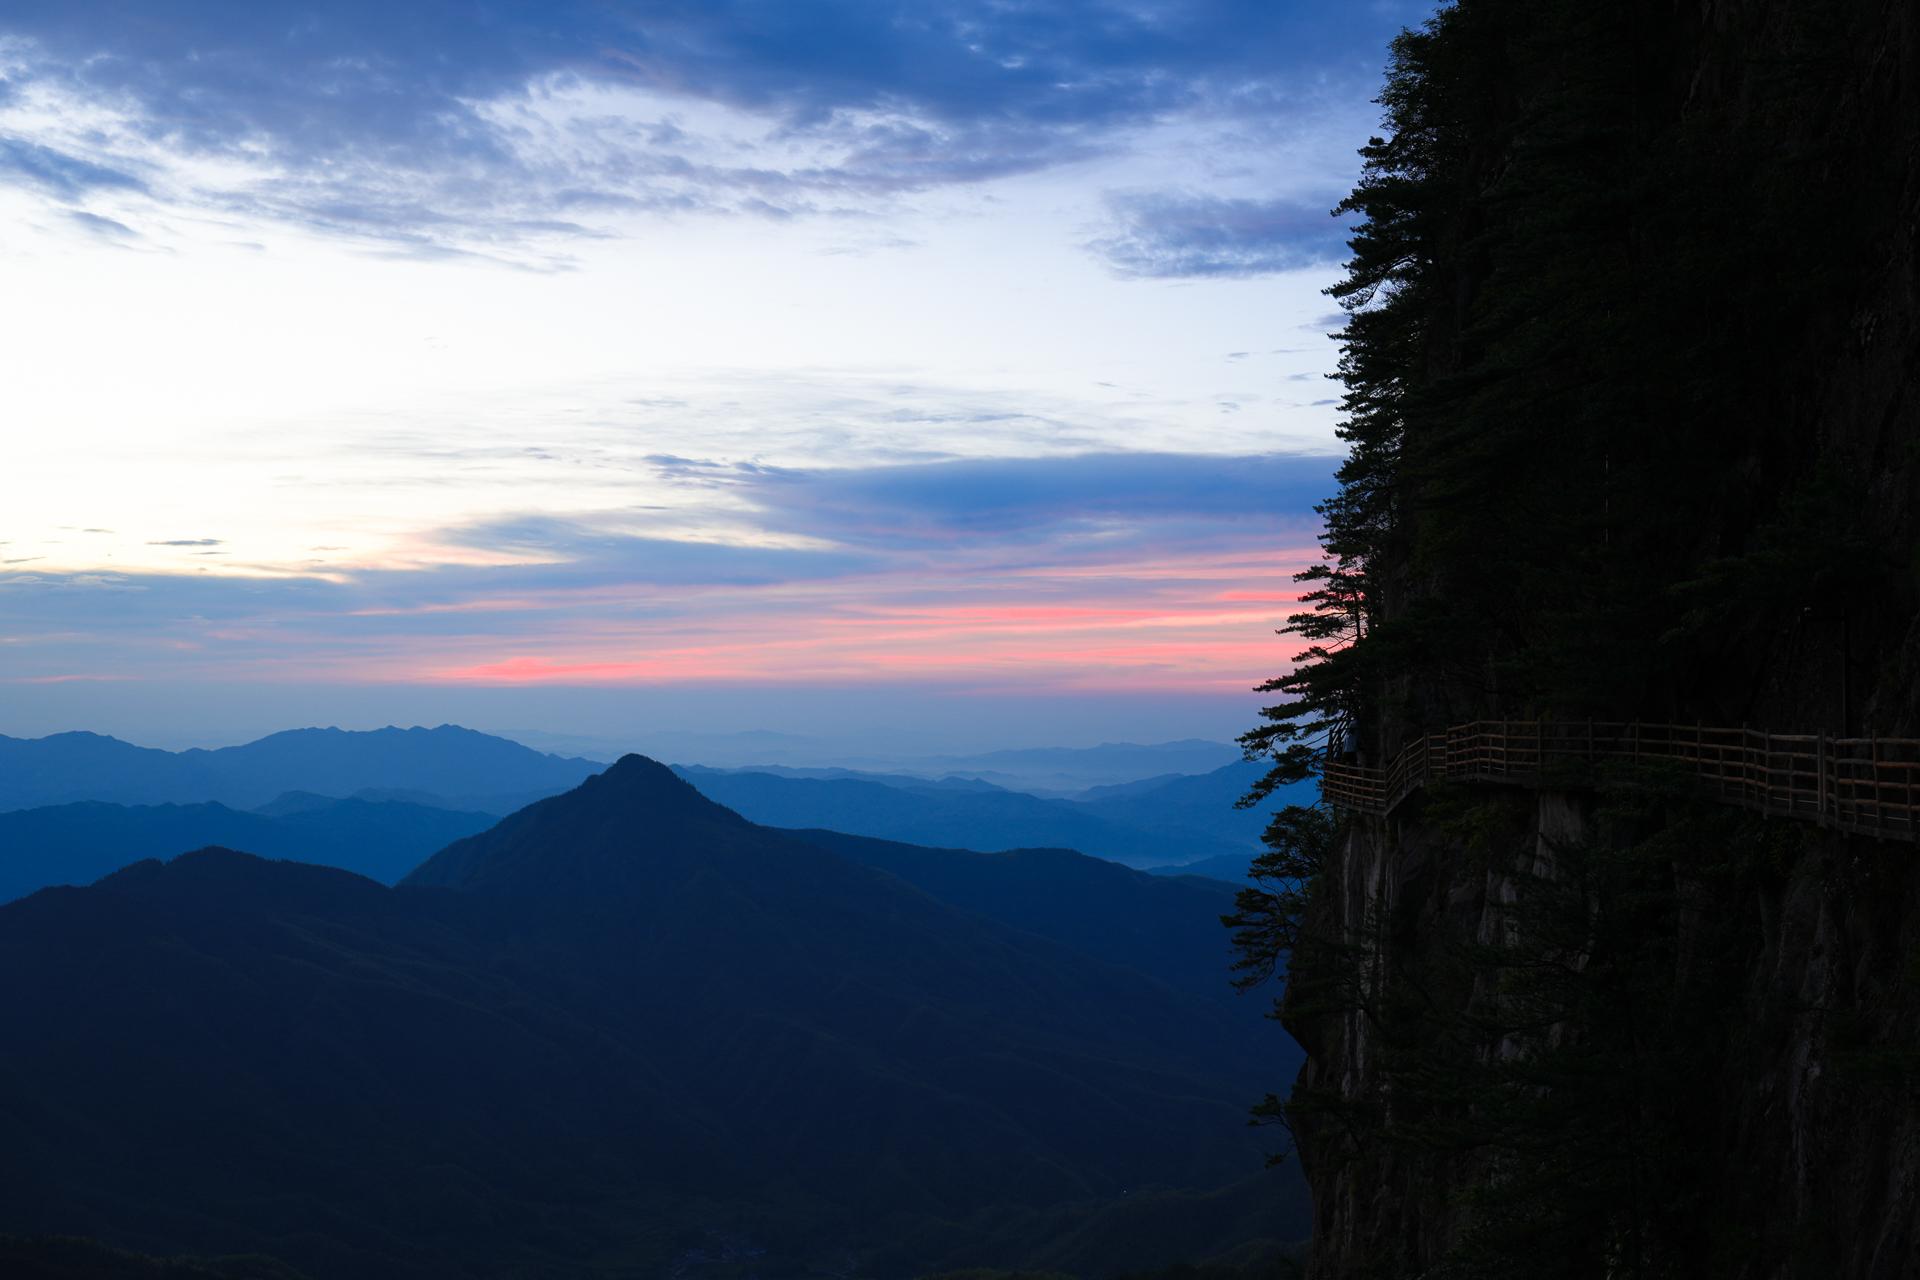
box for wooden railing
[1322,721,1920,842]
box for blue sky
[0,1,1426,753]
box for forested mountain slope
[790,828,1259,1009]
[0,757,1299,1277]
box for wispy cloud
[63,208,137,239]
[0,451,1327,692]
[730,451,1332,549]
[0,135,145,198]
[0,3,1384,730]
[1090,190,1351,278]
[0,3,1401,258]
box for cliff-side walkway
[1322,721,1920,842]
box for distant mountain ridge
[881,739,1244,791]
[676,759,1305,871]
[1147,852,1258,886]
[0,755,1303,1276]
[0,725,601,814]
[0,715,1305,964]
[495,728,1244,791]
[1,723,1288,883]
[0,796,496,904]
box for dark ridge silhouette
[0,1235,307,1279]
[404,753,763,895]
[789,827,1263,1009]
[0,756,1301,1276]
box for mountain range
[675,760,1290,870]
[497,730,1245,791]
[0,725,599,815]
[0,727,1290,907]
[0,796,496,904]
[0,755,1303,1277]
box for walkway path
[1322,720,1920,842]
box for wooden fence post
[1870,733,1878,833]
[1817,734,1827,822]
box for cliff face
[1294,797,1920,1277]
[1280,2,1920,1276]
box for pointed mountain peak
[579,752,719,804]
[520,752,747,827]
[401,752,763,897]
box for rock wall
[1290,799,1920,1277]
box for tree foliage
[1235,0,1915,1272]
[1244,0,1901,801]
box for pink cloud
[412,546,1316,691]
[0,512,1323,696]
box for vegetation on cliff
[1246,0,1905,789]
[1236,0,1919,1274]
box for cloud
[0,136,145,199]
[418,451,1335,587]
[435,516,877,587]
[66,209,136,238]
[1090,190,1351,278]
[2,3,1372,154]
[0,450,1330,691]
[146,538,223,547]
[731,451,1334,550]
[0,3,1402,252]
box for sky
[0,1,1424,755]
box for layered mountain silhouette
[0,724,1283,887]
[0,796,496,904]
[0,725,599,814]
[1147,852,1258,886]
[675,759,1297,870]
[0,755,1301,1278]
[839,739,1245,792]
[504,732,1244,790]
